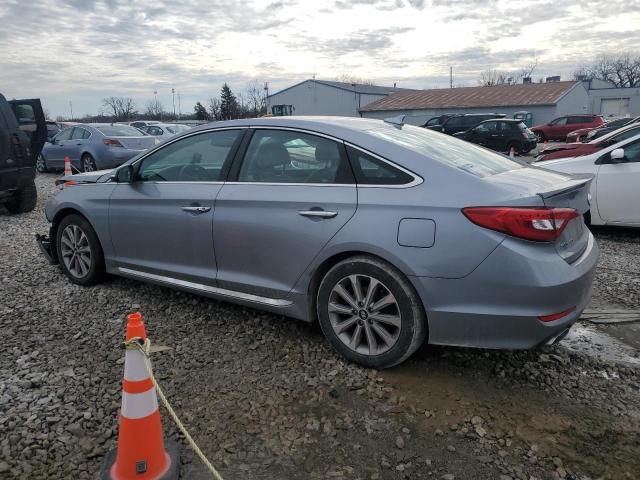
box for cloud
[0,0,638,116]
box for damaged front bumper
[35,234,58,265]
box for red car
[531,114,603,142]
[566,116,640,143]
[535,123,640,161]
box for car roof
[480,118,521,123]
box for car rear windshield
[369,124,523,178]
[166,125,190,134]
[96,125,143,137]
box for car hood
[55,168,114,185]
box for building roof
[269,79,415,98]
[360,81,581,112]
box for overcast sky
[1,0,639,118]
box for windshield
[368,124,523,178]
[96,125,144,137]
[166,125,191,134]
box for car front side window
[54,128,73,142]
[136,129,242,182]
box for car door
[595,137,640,224]
[108,128,245,286]
[479,121,499,149]
[213,128,357,300]
[69,126,91,165]
[8,98,47,163]
[45,127,74,168]
[548,117,567,140]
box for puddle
[560,322,640,367]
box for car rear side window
[369,124,522,178]
[137,129,242,182]
[96,125,143,137]
[237,130,354,184]
[346,146,414,185]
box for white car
[140,123,191,139]
[540,133,640,227]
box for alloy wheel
[328,274,401,356]
[82,156,95,172]
[60,225,92,278]
[36,154,46,172]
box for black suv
[453,118,537,154]
[426,113,506,135]
[421,114,454,128]
[0,94,47,213]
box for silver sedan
[37,117,598,368]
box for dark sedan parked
[453,119,537,154]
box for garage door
[600,98,630,117]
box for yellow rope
[124,337,225,480]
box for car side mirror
[116,164,134,182]
[610,148,625,163]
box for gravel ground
[0,173,639,480]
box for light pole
[153,90,159,120]
[177,92,181,119]
[171,88,176,119]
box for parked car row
[36,122,197,173]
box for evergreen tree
[220,83,238,120]
[193,101,208,120]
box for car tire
[36,154,49,173]
[55,214,105,286]
[316,255,427,369]
[5,179,37,214]
[81,154,97,172]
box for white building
[266,79,414,117]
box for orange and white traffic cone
[64,156,72,176]
[101,313,179,480]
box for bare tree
[101,96,137,121]
[144,99,164,120]
[574,54,640,87]
[478,69,510,86]
[208,97,222,121]
[244,81,267,117]
[335,73,376,85]
[478,59,539,86]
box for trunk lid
[486,167,593,263]
[55,168,114,185]
[113,136,156,150]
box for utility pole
[154,90,160,120]
[263,82,269,115]
[171,88,176,119]
[69,101,73,120]
[177,92,181,119]
[450,66,453,88]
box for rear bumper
[410,232,599,349]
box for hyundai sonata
[37,116,598,368]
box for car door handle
[182,206,211,213]
[298,210,338,218]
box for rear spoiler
[536,174,593,200]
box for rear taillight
[462,207,579,242]
[103,138,123,147]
